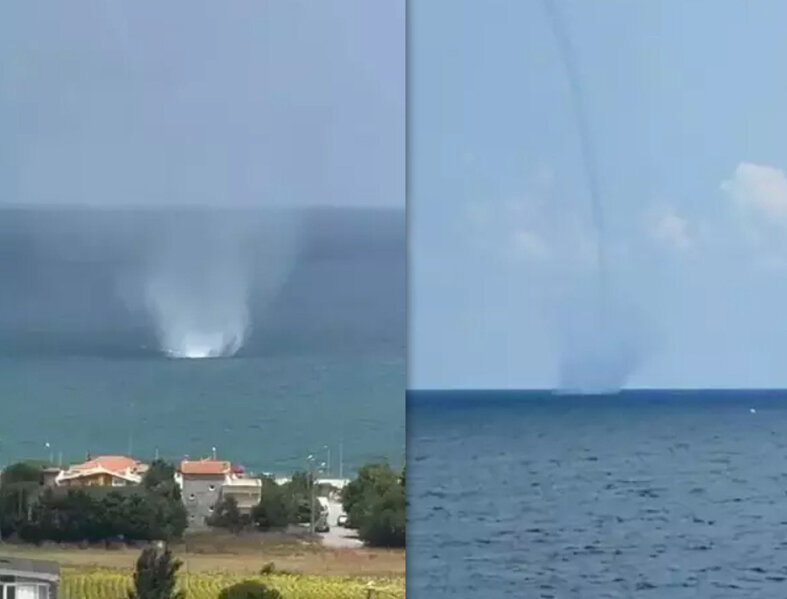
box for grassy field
[0,533,405,598]
[61,568,405,599]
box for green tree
[341,463,405,548]
[280,472,320,525]
[217,580,282,599]
[2,457,186,544]
[145,492,188,541]
[18,486,187,543]
[128,544,184,599]
[0,460,47,537]
[21,487,97,542]
[207,496,248,533]
[0,483,36,538]
[251,478,289,530]
[0,462,44,486]
[341,463,398,528]
[288,471,310,494]
[143,460,181,501]
[358,481,405,547]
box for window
[1,583,51,599]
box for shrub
[358,482,405,547]
[342,463,405,547]
[251,480,289,531]
[143,460,182,501]
[0,462,44,486]
[218,580,282,599]
[207,496,249,533]
[259,562,276,575]
[250,475,320,529]
[13,468,187,543]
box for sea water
[0,207,405,475]
[408,390,787,598]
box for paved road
[319,497,364,548]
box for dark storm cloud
[0,0,404,208]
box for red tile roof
[179,459,231,476]
[72,455,139,473]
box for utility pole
[338,438,343,480]
[324,445,331,477]
[307,454,315,535]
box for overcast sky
[0,0,403,208]
[410,0,787,389]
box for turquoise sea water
[0,354,403,475]
[0,207,404,475]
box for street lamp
[306,454,316,535]
[323,445,331,477]
[338,437,344,480]
[306,454,314,535]
[305,455,328,536]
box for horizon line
[0,203,405,212]
[407,387,787,393]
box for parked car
[315,520,330,533]
[337,514,348,527]
[313,511,330,533]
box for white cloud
[721,162,787,224]
[458,163,607,271]
[503,196,601,267]
[720,162,787,270]
[646,205,693,252]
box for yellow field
[61,567,405,599]
[1,537,404,578]
[0,532,404,597]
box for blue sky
[0,0,403,208]
[410,0,787,389]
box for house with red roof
[176,458,261,528]
[56,455,147,487]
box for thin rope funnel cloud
[542,0,608,300]
[543,0,633,392]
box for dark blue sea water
[0,207,404,474]
[408,390,787,598]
